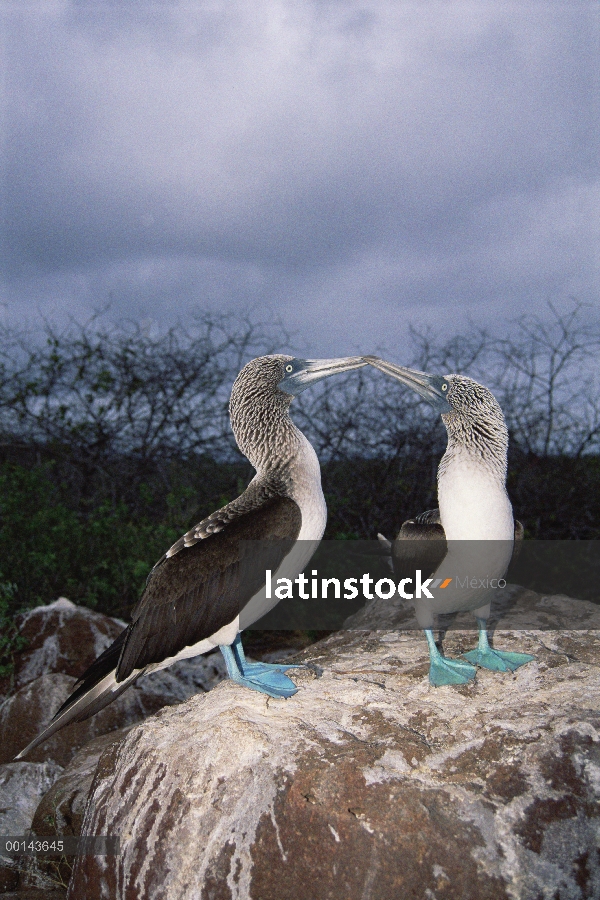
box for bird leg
[462,619,535,672]
[219,638,298,699]
[424,629,476,686]
[231,633,303,675]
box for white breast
[438,454,514,541]
[290,431,328,541]
[412,453,515,626]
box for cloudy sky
[1,1,598,356]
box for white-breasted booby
[15,354,366,759]
[366,357,534,686]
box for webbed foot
[239,660,303,675]
[424,629,476,686]
[462,620,535,672]
[462,647,535,672]
[220,639,299,699]
[429,655,477,686]
[228,667,299,698]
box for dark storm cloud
[1,1,598,353]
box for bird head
[363,357,508,460]
[230,354,366,468]
[231,354,366,402]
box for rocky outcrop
[66,590,600,900]
[0,599,126,695]
[0,762,64,892]
[29,728,133,842]
[0,598,308,898]
[13,729,132,895]
[0,662,225,768]
[0,762,64,839]
[0,597,226,897]
[0,599,228,766]
[344,581,600,633]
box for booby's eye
[441,383,448,391]
[285,364,293,373]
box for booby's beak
[364,356,452,413]
[279,357,367,395]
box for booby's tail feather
[53,627,129,716]
[376,533,394,572]
[14,626,144,760]
[13,668,144,760]
[377,533,392,551]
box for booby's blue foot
[425,629,476,686]
[462,620,535,672]
[429,656,477,686]
[462,647,535,671]
[231,668,299,698]
[240,661,302,677]
[220,640,299,699]
[231,635,302,677]
[231,634,304,675]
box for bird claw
[462,648,535,672]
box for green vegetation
[0,462,179,617]
[0,459,252,618]
[0,571,25,677]
[1,451,599,621]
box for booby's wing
[145,479,289,578]
[390,510,523,582]
[16,492,301,759]
[391,515,447,582]
[414,509,442,526]
[117,492,301,680]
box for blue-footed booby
[366,357,534,686]
[15,354,366,759]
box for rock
[0,599,126,697]
[0,892,66,899]
[66,601,600,900]
[0,760,63,892]
[146,650,227,699]
[0,599,305,896]
[1,595,229,702]
[0,653,228,767]
[29,728,133,840]
[15,729,132,894]
[0,761,64,835]
[0,595,231,766]
[344,582,600,632]
[0,864,18,893]
[0,649,225,893]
